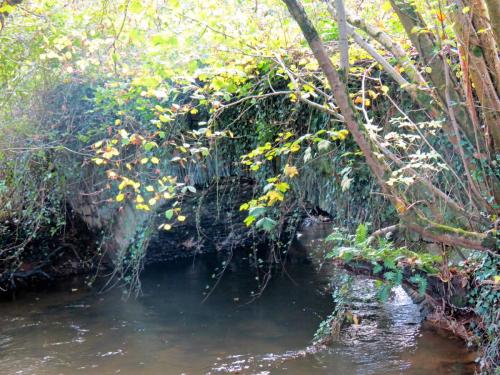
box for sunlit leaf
[284,164,299,178]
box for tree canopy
[0,0,498,372]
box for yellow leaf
[159,114,170,123]
[115,119,122,126]
[93,158,105,165]
[103,147,119,159]
[177,215,186,222]
[436,10,445,22]
[425,67,432,74]
[136,204,151,211]
[162,223,172,231]
[0,4,16,13]
[275,182,290,193]
[267,190,284,206]
[136,195,144,203]
[116,193,125,202]
[381,85,389,94]
[284,164,299,178]
[244,215,256,227]
[145,185,155,192]
[107,170,118,178]
[140,158,149,164]
[151,157,160,164]
[155,105,166,113]
[395,198,407,214]
[289,143,300,153]
[337,129,349,140]
[148,198,157,206]
[381,1,391,12]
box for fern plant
[354,223,368,246]
[324,223,440,301]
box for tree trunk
[389,0,479,150]
[484,0,500,46]
[281,0,494,251]
[282,0,390,193]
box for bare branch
[329,0,349,76]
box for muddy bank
[0,209,97,297]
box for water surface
[0,233,475,374]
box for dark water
[0,228,475,374]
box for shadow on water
[0,225,476,374]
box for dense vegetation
[0,0,498,372]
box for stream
[0,226,475,374]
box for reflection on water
[0,229,475,375]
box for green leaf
[249,206,266,218]
[256,217,277,232]
[410,275,428,295]
[129,0,144,13]
[165,209,174,220]
[373,264,383,274]
[355,223,368,245]
[384,271,396,282]
[472,45,483,57]
[377,283,392,301]
[275,182,290,193]
[144,141,158,151]
[325,232,345,243]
